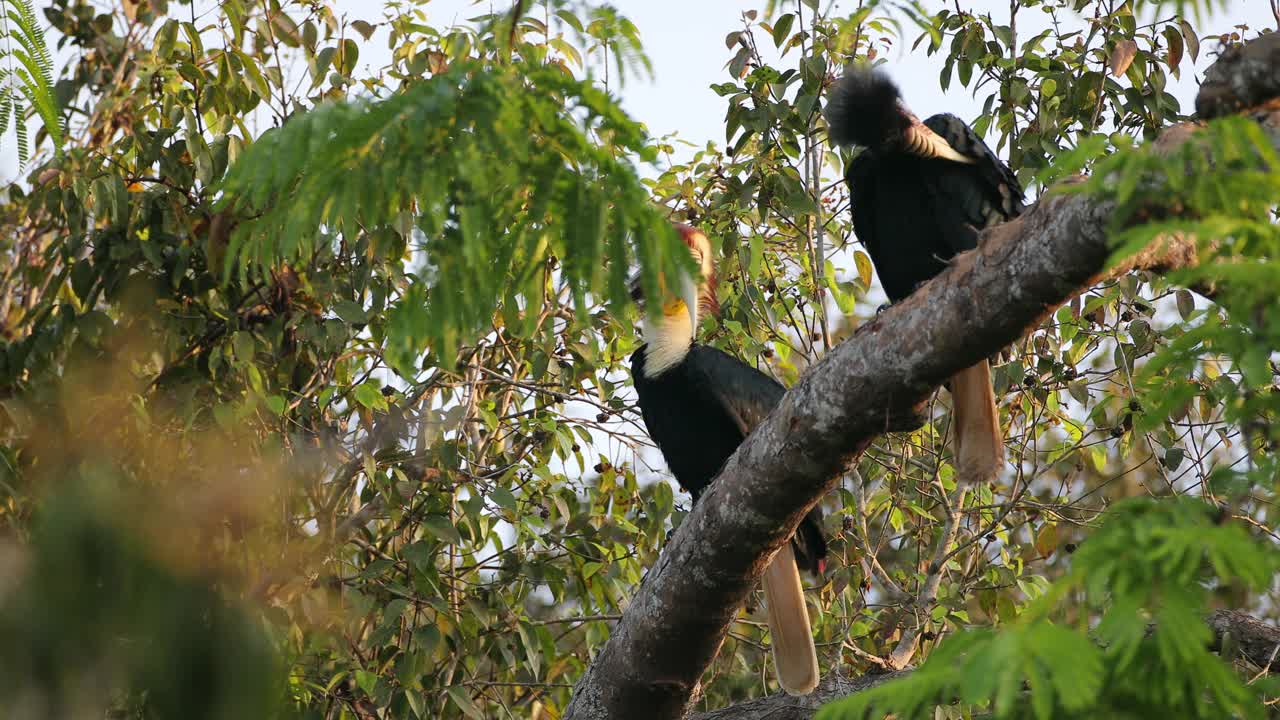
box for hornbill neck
[642,307,694,376]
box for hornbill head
[630,223,720,338]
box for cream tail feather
[950,360,1003,484]
[762,545,819,695]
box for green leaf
[231,331,255,362]
[265,395,286,415]
[423,515,462,544]
[355,670,378,695]
[340,38,360,76]
[992,24,1013,49]
[335,299,369,324]
[219,60,680,366]
[555,9,584,33]
[447,687,483,719]
[353,382,387,411]
[748,232,764,277]
[156,19,179,57]
[310,47,336,88]
[403,541,434,572]
[490,487,517,512]
[771,13,795,47]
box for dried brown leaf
[1109,39,1139,77]
[1180,19,1200,62]
[1164,26,1184,74]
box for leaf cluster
[820,498,1279,719]
[218,57,690,370]
[1,0,1277,718]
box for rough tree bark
[562,33,1280,720]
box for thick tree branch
[1196,33,1280,119]
[687,670,912,720]
[1208,609,1280,670]
[563,33,1280,720]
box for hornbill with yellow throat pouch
[823,68,1025,485]
[629,223,827,696]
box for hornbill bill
[823,69,1025,485]
[629,223,828,696]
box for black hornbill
[823,69,1025,485]
[629,223,827,696]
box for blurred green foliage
[3,475,286,719]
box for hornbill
[629,223,828,696]
[823,69,1025,485]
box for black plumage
[628,222,825,694]
[826,69,1024,301]
[824,68,1024,487]
[631,345,827,574]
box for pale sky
[1,1,1273,179]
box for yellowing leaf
[1034,523,1059,558]
[854,250,874,289]
[351,19,375,41]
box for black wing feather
[686,344,785,434]
[923,115,1025,221]
[837,108,1026,301]
[915,114,1026,256]
[632,345,827,574]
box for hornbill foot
[875,303,891,315]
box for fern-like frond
[0,78,11,137]
[218,60,691,370]
[12,95,26,165]
[818,498,1278,719]
[0,0,63,166]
